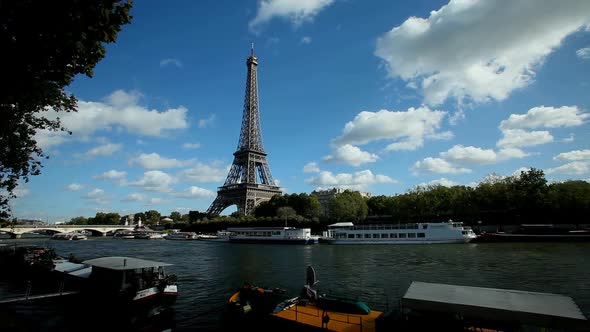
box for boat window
[381,234,389,238]
[355,234,362,238]
[422,225,428,229]
[399,233,407,238]
[364,234,371,238]
[418,233,425,238]
[462,231,468,235]
[373,234,379,238]
[408,233,416,238]
[390,233,397,238]
[347,234,354,238]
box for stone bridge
[0,225,135,238]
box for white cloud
[301,36,312,44]
[249,0,334,31]
[12,185,30,198]
[577,47,590,60]
[35,90,189,148]
[554,149,590,162]
[172,186,216,199]
[122,193,146,202]
[127,170,176,192]
[512,167,532,177]
[66,183,84,191]
[562,134,575,143]
[160,58,183,68]
[546,161,590,175]
[94,170,127,180]
[439,145,529,166]
[182,143,201,149]
[303,162,320,173]
[497,148,530,160]
[81,188,108,205]
[180,161,229,183]
[36,131,69,150]
[332,107,447,151]
[440,145,496,165]
[417,178,459,188]
[323,144,378,167]
[305,169,395,191]
[500,106,589,130]
[129,153,192,169]
[412,157,471,175]
[375,1,590,105]
[198,114,216,128]
[82,143,122,158]
[145,198,164,206]
[82,188,104,198]
[496,129,553,148]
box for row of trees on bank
[56,168,589,231]
[367,169,589,225]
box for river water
[1,237,589,331]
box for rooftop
[82,256,172,270]
[402,281,588,330]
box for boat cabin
[82,257,172,295]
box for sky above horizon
[11,0,590,222]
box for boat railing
[350,224,420,231]
[291,300,366,330]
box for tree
[144,210,161,225]
[170,211,182,222]
[67,216,88,225]
[276,206,296,226]
[329,190,368,222]
[0,0,133,218]
[89,212,120,225]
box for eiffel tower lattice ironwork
[207,47,282,216]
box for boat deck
[272,302,382,332]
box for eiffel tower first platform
[207,47,282,216]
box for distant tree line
[56,168,589,231]
[366,168,589,226]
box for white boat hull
[323,238,473,244]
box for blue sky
[12,0,590,221]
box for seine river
[1,237,589,331]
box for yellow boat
[269,266,383,332]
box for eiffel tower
[207,47,282,216]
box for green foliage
[67,216,88,225]
[170,211,182,222]
[144,210,161,225]
[188,210,207,223]
[254,193,322,218]
[88,212,120,225]
[0,0,133,218]
[329,190,368,222]
[367,195,391,215]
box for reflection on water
[1,237,589,331]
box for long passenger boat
[321,220,476,244]
[225,227,319,244]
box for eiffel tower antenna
[207,48,282,216]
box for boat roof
[82,256,172,270]
[402,281,588,330]
[327,222,354,228]
[226,227,307,231]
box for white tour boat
[164,232,198,240]
[321,220,477,244]
[225,227,319,244]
